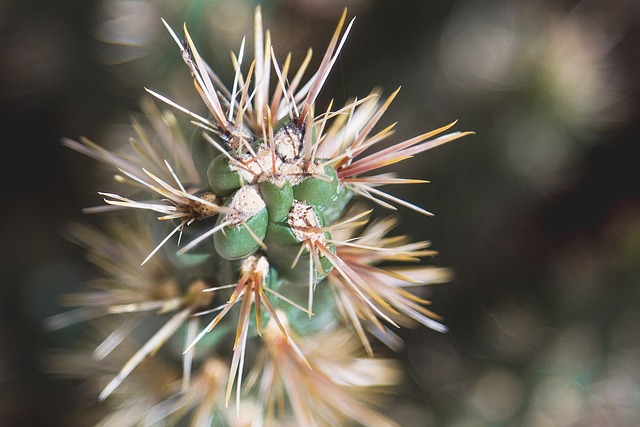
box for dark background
[2,0,640,425]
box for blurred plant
[50,6,471,426]
[437,0,628,195]
[93,0,257,84]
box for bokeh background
[2,0,640,425]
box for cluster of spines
[50,6,473,426]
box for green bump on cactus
[292,163,340,209]
[260,180,294,222]
[214,186,268,260]
[264,202,334,283]
[214,208,268,260]
[207,153,244,197]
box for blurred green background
[2,0,640,425]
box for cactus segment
[259,180,294,222]
[263,202,334,283]
[213,186,268,260]
[292,163,340,208]
[207,154,245,197]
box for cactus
[51,6,472,426]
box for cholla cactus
[52,6,471,426]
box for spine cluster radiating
[51,6,471,426]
